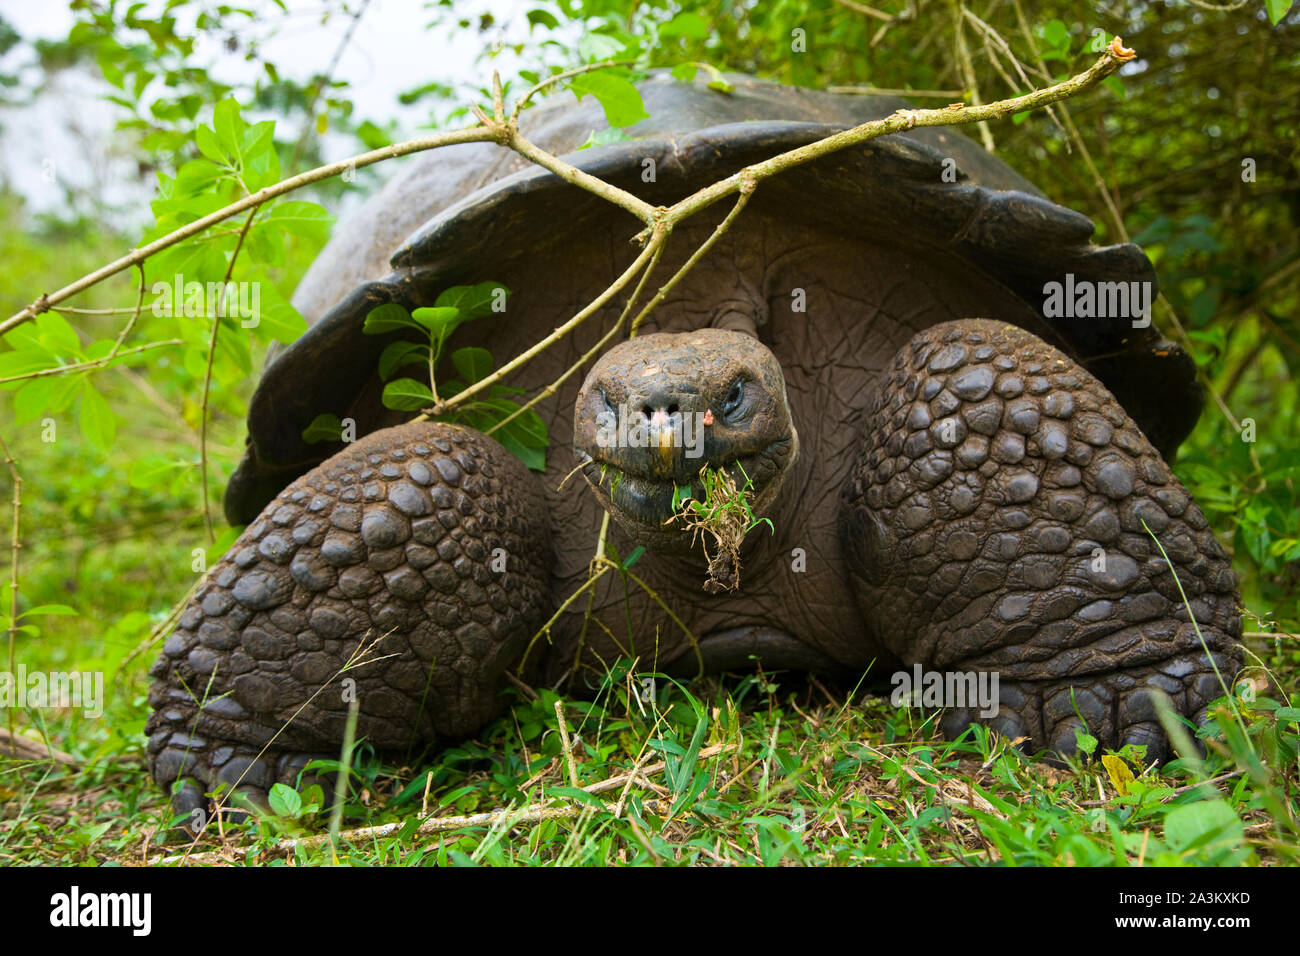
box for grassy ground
[2,659,1297,866]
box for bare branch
[0,126,501,338]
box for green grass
[1,652,1297,866]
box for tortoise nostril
[640,403,679,421]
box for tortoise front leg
[146,422,552,829]
[840,319,1243,760]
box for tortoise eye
[721,379,745,418]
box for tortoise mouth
[576,435,797,529]
[571,327,799,541]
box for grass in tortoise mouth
[575,451,775,593]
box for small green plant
[668,461,773,593]
[362,282,507,407]
[266,781,325,827]
[300,283,549,470]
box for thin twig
[1,126,503,337]
[830,0,898,22]
[825,86,965,97]
[0,433,20,742]
[162,742,736,864]
[0,340,184,386]
[0,727,77,765]
[287,0,373,175]
[630,184,756,336]
[198,206,261,540]
[495,123,656,223]
[554,699,580,787]
[962,6,1066,139]
[660,40,1133,228]
[108,263,148,358]
[484,243,665,439]
[429,225,668,416]
[510,60,637,122]
[949,0,995,151]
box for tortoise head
[574,328,799,552]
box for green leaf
[379,341,428,380]
[1266,0,1293,24]
[0,348,56,383]
[242,221,283,266]
[577,127,633,150]
[660,12,709,40]
[302,413,344,444]
[1163,800,1243,854]
[495,430,547,472]
[248,293,304,345]
[214,314,252,377]
[1041,19,1071,52]
[78,382,117,453]
[171,158,226,198]
[363,303,424,336]
[245,285,306,345]
[526,8,560,30]
[241,120,281,191]
[451,347,493,384]
[577,33,626,63]
[671,62,699,83]
[548,786,605,808]
[3,322,46,354]
[212,98,244,163]
[268,782,302,818]
[433,281,508,319]
[355,120,391,149]
[1074,727,1099,756]
[18,604,77,618]
[35,312,83,356]
[568,72,649,128]
[487,401,548,448]
[382,378,435,411]
[14,374,81,424]
[194,124,227,164]
[260,201,334,240]
[83,340,116,362]
[410,306,462,335]
[128,454,186,489]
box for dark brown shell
[226,72,1199,524]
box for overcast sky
[0,0,540,223]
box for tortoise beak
[650,411,678,477]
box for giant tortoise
[146,72,1243,819]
